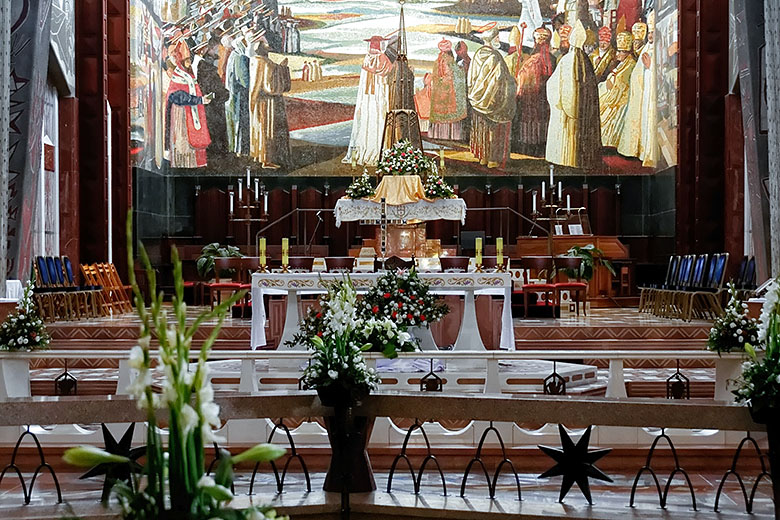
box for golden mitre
[616,31,634,52]
[631,22,648,41]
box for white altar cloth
[333,198,467,227]
[250,271,514,351]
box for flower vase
[321,393,376,493]
[750,406,780,519]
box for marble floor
[0,469,772,519]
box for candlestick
[258,237,266,266]
[439,149,445,171]
[238,179,243,201]
[541,182,545,201]
[496,237,503,269]
[558,181,562,200]
[566,194,571,212]
[532,191,537,213]
[282,238,289,266]
[229,191,234,214]
[475,237,482,268]
[549,164,554,185]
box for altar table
[333,198,466,227]
[250,272,514,351]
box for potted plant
[196,242,242,280]
[0,281,50,399]
[345,170,376,199]
[64,213,286,519]
[733,277,780,511]
[561,244,616,282]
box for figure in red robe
[165,55,212,168]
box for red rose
[316,312,322,319]
[399,289,405,293]
[407,313,413,320]
[398,302,403,308]
[420,315,426,321]
[392,311,397,318]
[372,305,379,313]
[317,331,323,337]
[410,294,416,300]
[384,292,391,299]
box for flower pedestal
[408,326,438,351]
[0,358,31,400]
[714,357,743,402]
[319,388,376,494]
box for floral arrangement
[733,278,780,416]
[287,277,417,359]
[64,213,286,520]
[346,170,376,199]
[423,171,455,200]
[0,281,50,351]
[300,277,381,401]
[707,282,759,353]
[376,140,433,177]
[362,269,449,329]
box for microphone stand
[305,211,324,257]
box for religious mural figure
[225,35,251,156]
[512,27,556,157]
[196,38,230,157]
[545,21,601,169]
[598,31,636,148]
[429,39,468,141]
[165,50,213,168]
[414,73,432,133]
[590,26,617,82]
[467,28,516,169]
[630,21,647,58]
[618,12,657,167]
[249,41,292,169]
[343,36,393,166]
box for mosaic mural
[129,0,677,177]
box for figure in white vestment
[343,36,393,166]
[617,12,658,167]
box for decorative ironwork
[460,421,522,500]
[666,360,690,400]
[205,443,235,494]
[0,426,62,504]
[249,419,311,495]
[629,428,697,510]
[538,424,612,504]
[419,359,443,392]
[714,432,772,513]
[387,418,447,495]
[54,360,77,396]
[80,423,145,502]
[543,361,566,395]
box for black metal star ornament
[80,423,145,502]
[538,424,612,504]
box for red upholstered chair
[325,257,355,273]
[553,256,588,316]
[518,256,556,318]
[288,257,315,272]
[439,256,470,272]
[208,257,244,310]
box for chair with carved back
[518,256,556,318]
[439,256,470,273]
[481,256,509,271]
[50,256,90,319]
[32,257,60,321]
[553,256,587,316]
[288,257,315,272]
[325,257,355,273]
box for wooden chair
[518,256,556,318]
[32,257,60,321]
[638,255,679,313]
[94,263,132,314]
[80,263,113,316]
[553,256,588,316]
[288,257,315,272]
[481,256,509,271]
[206,257,245,311]
[52,256,92,319]
[439,256,470,272]
[325,257,354,273]
[63,256,103,318]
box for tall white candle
[263,191,268,211]
[238,179,243,201]
[541,182,545,201]
[532,191,537,213]
[254,178,259,201]
[558,181,562,200]
[549,164,554,185]
[566,194,571,212]
[229,191,234,214]
[246,167,251,188]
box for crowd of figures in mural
[130,0,677,176]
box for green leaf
[231,443,286,465]
[200,483,234,502]
[63,445,130,467]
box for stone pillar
[0,4,9,297]
[766,2,780,277]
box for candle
[558,181,562,200]
[496,238,503,267]
[254,178,259,200]
[532,191,537,213]
[229,191,234,214]
[549,164,554,185]
[282,238,289,266]
[475,237,482,266]
[246,167,251,188]
[263,191,269,212]
[258,237,266,266]
[238,179,243,201]
[541,182,545,201]
[439,149,445,171]
[566,194,571,212]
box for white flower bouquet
[65,213,287,519]
[707,282,759,353]
[0,281,50,351]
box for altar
[250,271,514,351]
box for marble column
[0,3,9,297]
[767,1,780,277]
